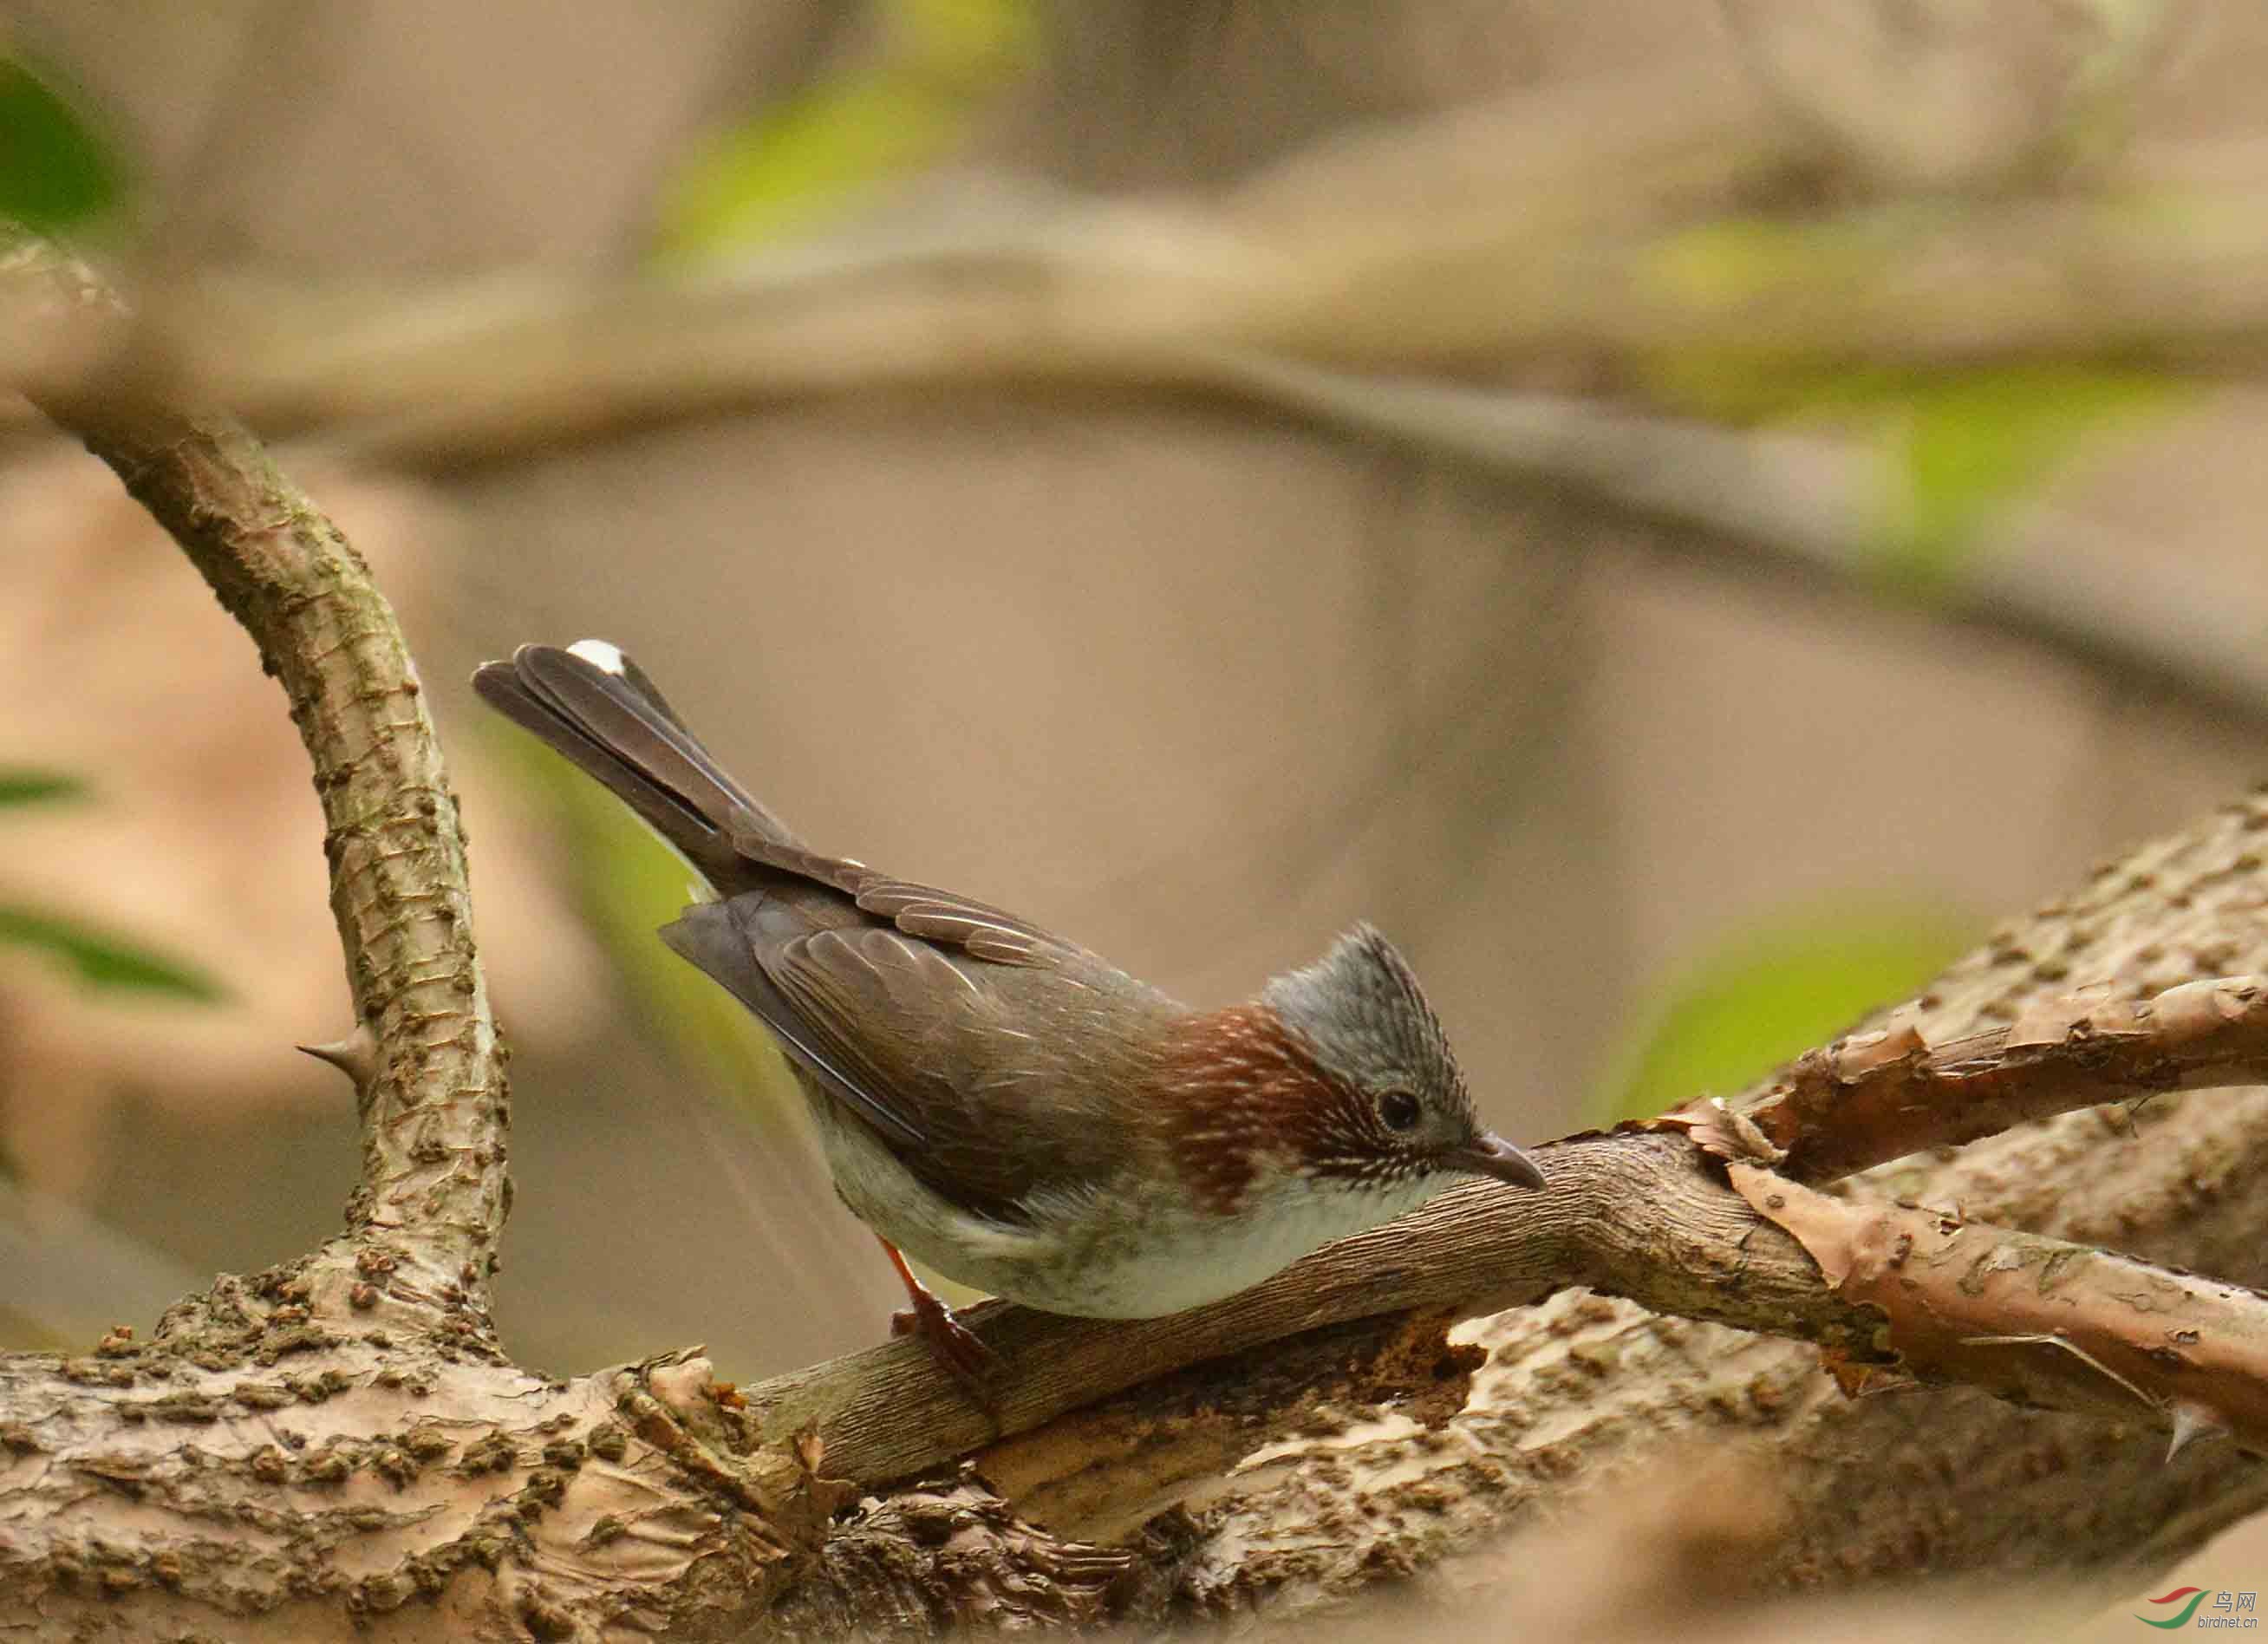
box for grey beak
[1457,1132,1548,1191]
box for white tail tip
[568,638,627,674]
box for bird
[473,641,1548,1383]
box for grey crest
[1259,924,1473,1126]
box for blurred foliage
[1883,364,2181,584]
[0,55,124,234]
[0,909,225,1001]
[1597,897,1974,1122]
[1644,217,2187,577]
[0,772,224,1000]
[1644,215,1880,336]
[655,0,1033,258]
[486,729,807,1133]
[2059,0,2190,174]
[0,770,85,806]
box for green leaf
[1596,899,1974,1123]
[0,56,125,233]
[0,906,226,1001]
[1650,353,2185,593]
[655,0,1034,258]
[659,75,966,254]
[1883,363,2184,587]
[0,770,87,807]
[1641,209,2187,582]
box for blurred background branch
[5,0,2268,1634]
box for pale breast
[811,1088,1450,1319]
[1011,1172,1448,1317]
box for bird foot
[891,1292,1001,1394]
[875,1236,1001,1416]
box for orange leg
[877,1236,999,1391]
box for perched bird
[474,642,1547,1380]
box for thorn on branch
[2166,1400,2232,1464]
[297,1023,378,1091]
[1958,1333,2154,1412]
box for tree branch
[13,230,2268,1634]
[23,264,509,1322]
[16,128,2268,741]
[1726,1163,2268,1451]
[1,249,841,1641]
[742,1130,1877,1490]
[1738,971,2268,1184]
[1193,355,2268,737]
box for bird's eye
[1377,1089,1421,1132]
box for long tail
[472,641,796,888]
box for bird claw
[891,1293,1001,1396]
[874,1236,1001,1417]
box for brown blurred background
[3,2,2268,1621]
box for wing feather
[486,640,1155,1217]
[720,813,1074,969]
[658,905,926,1149]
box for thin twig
[1737,969,2268,1184]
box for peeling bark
[1727,1163,2268,1446]
[11,245,2268,1637]
[1741,971,2268,1184]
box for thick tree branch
[0,249,836,1641]
[742,1130,1877,1489]
[12,230,2268,1634]
[25,349,510,1326]
[1726,1164,2268,1451]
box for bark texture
[9,245,2268,1637]
[10,740,2268,1637]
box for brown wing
[665,890,1167,1223]
[479,640,1155,1211]
[721,815,1074,967]
[658,902,933,1150]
